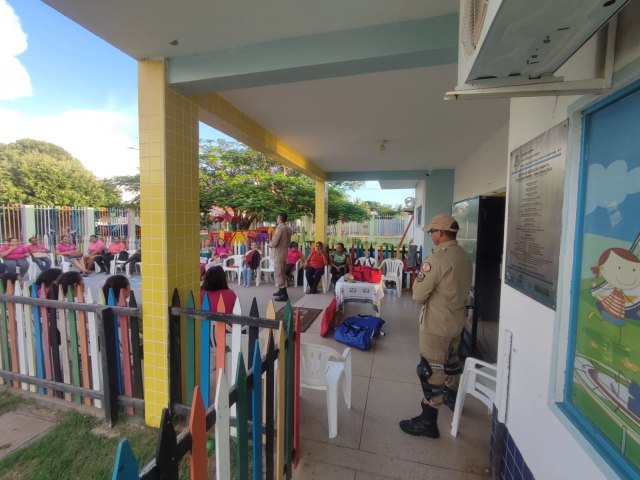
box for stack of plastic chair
[450,357,497,437]
[300,343,352,438]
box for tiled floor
[226,280,492,480]
[84,271,492,479]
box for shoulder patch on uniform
[421,262,431,273]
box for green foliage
[109,174,140,208]
[359,200,402,216]
[0,139,121,207]
[199,140,369,228]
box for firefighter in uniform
[399,214,472,438]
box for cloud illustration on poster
[585,160,640,215]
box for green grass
[0,389,28,416]
[0,410,161,480]
[0,389,248,479]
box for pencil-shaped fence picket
[0,279,143,424]
[112,290,300,479]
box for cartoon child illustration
[591,247,640,326]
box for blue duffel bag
[333,315,385,351]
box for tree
[109,174,140,208]
[360,200,402,216]
[0,139,121,206]
[199,140,369,228]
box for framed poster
[565,80,640,478]
[505,121,567,309]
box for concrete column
[423,169,454,252]
[314,179,328,243]
[138,59,201,427]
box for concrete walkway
[1,274,491,478]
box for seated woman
[201,265,237,313]
[102,274,131,304]
[27,236,52,272]
[0,237,30,278]
[241,241,262,287]
[0,272,19,290]
[35,268,62,289]
[95,236,127,274]
[305,241,329,294]
[285,241,305,286]
[213,237,231,262]
[57,271,84,298]
[199,238,213,278]
[329,242,351,287]
[56,235,90,276]
[83,235,105,272]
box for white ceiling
[42,0,459,58]
[42,0,509,184]
[221,64,508,173]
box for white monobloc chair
[450,357,497,437]
[259,256,275,284]
[300,343,352,439]
[380,258,404,296]
[222,255,244,285]
[303,264,330,293]
[356,256,378,268]
[110,249,138,275]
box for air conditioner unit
[456,0,628,90]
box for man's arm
[412,260,442,304]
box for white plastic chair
[356,256,378,268]
[259,256,275,284]
[300,343,351,439]
[291,258,304,287]
[222,255,244,285]
[303,265,330,293]
[450,357,497,437]
[110,249,138,274]
[380,258,404,296]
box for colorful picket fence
[112,291,299,479]
[0,279,143,424]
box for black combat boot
[443,387,457,412]
[399,402,440,438]
[274,288,288,302]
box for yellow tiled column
[138,59,200,427]
[314,179,328,243]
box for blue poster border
[561,77,640,480]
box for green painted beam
[170,14,458,93]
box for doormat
[275,307,323,332]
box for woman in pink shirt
[0,237,30,278]
[95,236,127,274]
[213,237,231,261]
[82,235,105,272]
[56,235,90,276]
[27,236,52,272]
[285,241,306,286]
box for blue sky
[0,0,413,206]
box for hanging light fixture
[379,139,388,153]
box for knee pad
[416,358,444,399]
[416,357,433,381]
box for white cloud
[0,107,139,178]
[586,159,640,214]
[0,0,32,100]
